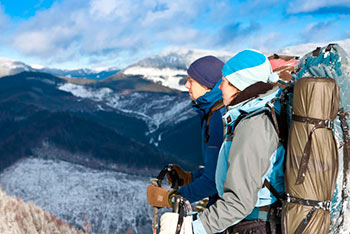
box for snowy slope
[0,158,156,234]
[58,83,195,139]
[123,48,232,91]
[0,186,83,233]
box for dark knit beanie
[187,55,224,89]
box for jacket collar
[223,85,281,131]
[191,79,223,117]
[231,82,274,106]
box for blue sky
[0,0,350,69]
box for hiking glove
[159,212,193,234]
[166,164,192,187]
[147,184,175,208]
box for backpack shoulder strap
[203,99,225,143]
[227,107,274,137]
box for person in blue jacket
[147,55,225,207]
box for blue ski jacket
[177,79,225,204]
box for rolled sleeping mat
[283,77,339,234]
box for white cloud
[288,0,350,14]
[5,0,213,67]
[0,4,10,32]
[2,0,348,69]
[251,32,283,52]
[300,21,333,43]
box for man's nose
[185,80,190,89]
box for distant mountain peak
[0,57,34,77]
[121,48,232,91]
[0,58,120,80]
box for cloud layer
[287,0,350,14]
[6,0,211,66]
[1,0,350,68]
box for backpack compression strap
[203,99,224,143]
[292,114,335,184]
[286,194,331,234]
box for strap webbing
[263,179,283,202]
[267,101,280,136]
[286,195,331,210]
[292,114,334,184]
[286,194,331,234]
[294,207,317,234]
[203,99,224,143]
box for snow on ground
[0,158,154,234]
[58,83,195,136]
[58,83,113,101]
[123,66,187,91]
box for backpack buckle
[325,120,334,129]
[316,201,331,211]
[225,115,232,124]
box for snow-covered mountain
[0,57,34,77]
[0,157,156,234]
[0,58,119,80]
[122,48,232,91]
[58,83,196,146]
[119,41,350,91]
[35,66,120,80]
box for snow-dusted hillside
[35,67,120,80]
[0,158,156,234]
[123,48,232,91]
[0,185,83,233]
[58,83,196,145]
[0,57,33,77]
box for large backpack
[267,44,350,234]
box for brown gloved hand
[147,185,173,208]
[166,164,192,188]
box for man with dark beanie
[147,55,225,210]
